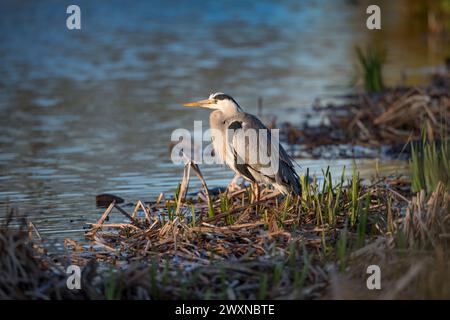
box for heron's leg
[250,181,260,204]
[227,174,241,192]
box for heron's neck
[218,103,241,118]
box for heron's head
[183,92,242,115]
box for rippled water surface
[0,0,448,242]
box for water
[0,0,448,243]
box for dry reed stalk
[403,182,449,248]
[175,161,191,215]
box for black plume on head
[211,92,241,110]
[213,93,233,101]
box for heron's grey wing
[225,119,256,182]
[225,113,300,194]
[227,113,295,170]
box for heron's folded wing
[227,113,299,188]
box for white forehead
[209,92,225,99]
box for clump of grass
[350,162,360,226]
[410,130,450,193]
[355,46,386,92]
[104,268,122,300]
[355,193,370,249]
[257,273,268,299]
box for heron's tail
[275,165,301,196]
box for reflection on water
[0,0,447,243]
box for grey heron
[183,92,300,200]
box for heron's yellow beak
[183,99,214,108]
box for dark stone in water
[187,186,227,198]
[207,187,227,196]
[96,193,124,207]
